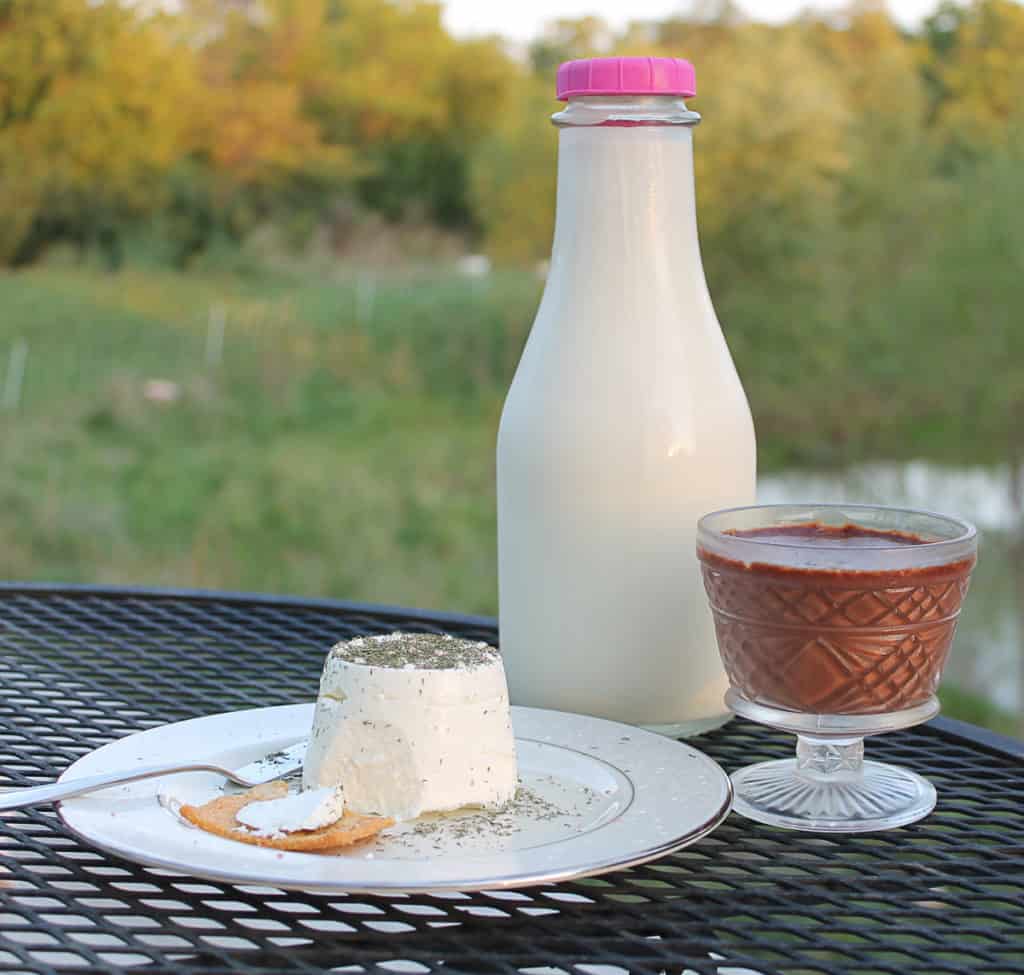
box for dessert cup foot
[731,751,936,833]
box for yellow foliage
[934,0,1024,143]
[305,0,516,146]
[194,81,346,186]
[1,0,1021,268]
[470,78,558,264]
[324,0,452,141]
[668,24,850,240]
[813,5,927,122]
[183,0,351,185]
[443,38,520,145]
[0,0,199,258]
[186,0,513,189]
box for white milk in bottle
[497,57,756,736]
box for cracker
[180,782,393,852]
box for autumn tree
[529,16,613,76]
[309,0,516,228]
[185,0,516,236]
[0,0,198,264]
[470,77,558,263]
[4,0,1024,273]
[929,0,1024,147]
[806,4,940,292]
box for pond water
[758,462,1022,729]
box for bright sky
[442,0,944,41]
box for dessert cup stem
[795,735,864,782]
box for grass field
[0,266,532,612]
[2,261,1021,610]
[1,262,1021,731]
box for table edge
[926,715,1024,759]
[0,580,498,630]
[1,581,1020,761]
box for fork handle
[0,763,236,811]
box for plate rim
[57,704,733,894]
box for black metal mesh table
[0,585,1021,975]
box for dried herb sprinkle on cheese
[330,632,499,670]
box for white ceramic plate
[58,704,731,893]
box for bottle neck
[551,94,700,129]
[548,96,704,281]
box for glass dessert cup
[697,504,977,833]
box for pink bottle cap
[556,57,696,101]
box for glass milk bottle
[497,57,756,737]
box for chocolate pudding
[698,523,976,715]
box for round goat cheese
[303,633,518,820]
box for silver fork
[0,740,308,811]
